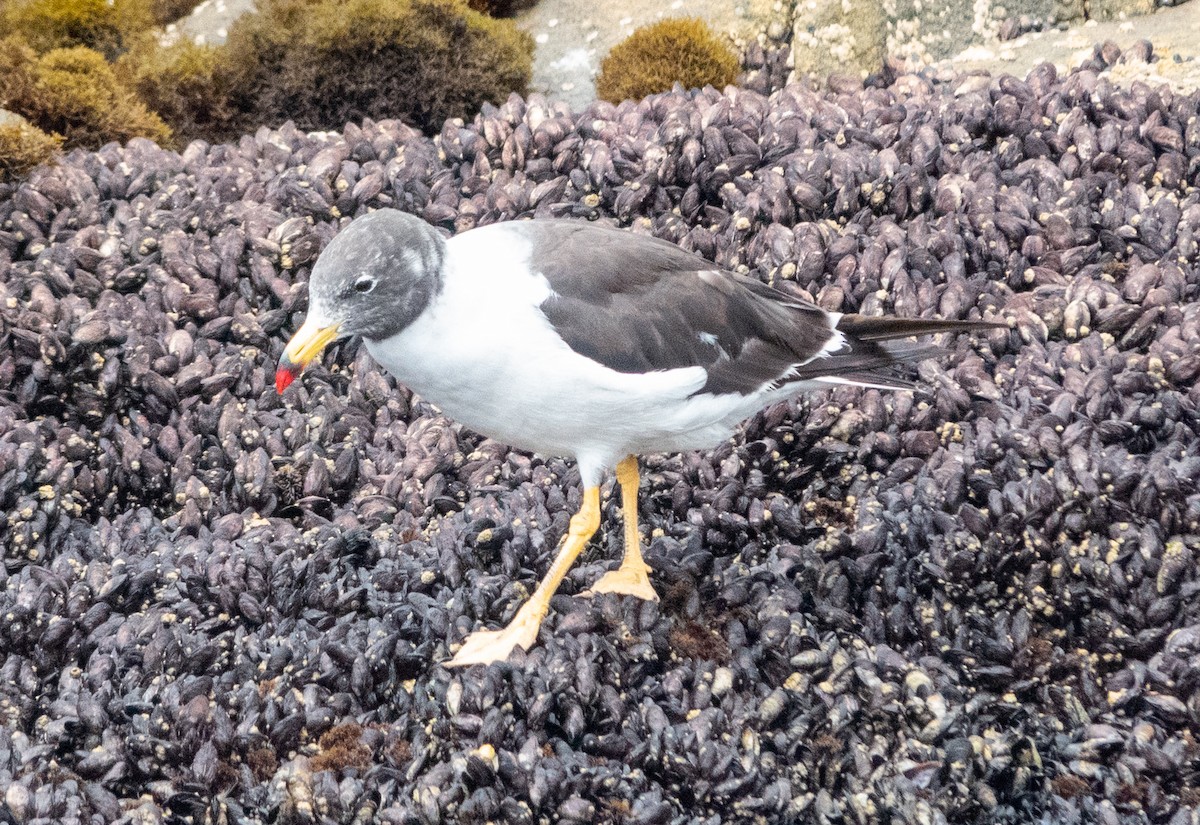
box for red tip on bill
[275,367,297,394]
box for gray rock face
[1087,0,1156,19]
[168,0,255,46]
[0,109,32,129]
[790,0,887,82]
[791,0,1173,79]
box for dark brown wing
[526,221,837,396]
[524,220,1001,396]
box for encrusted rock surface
[792,0,1188,80]
[934,3,1200,95]
[1,47,1199,824]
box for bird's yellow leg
[583,455,659,602]
[446,486,601,667]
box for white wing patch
[812,375,905,391]
[697,330,731,362]
[814,312,847,361]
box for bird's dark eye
[353,276,375,293]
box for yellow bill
[276,318,341,393]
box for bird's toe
[582,566,660,602]
[445,617,541,667]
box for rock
[790,0,888,80]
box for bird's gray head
[306,208,446,341]
[275,209,445,393]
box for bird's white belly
[366,311,742,458]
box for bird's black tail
[791,315,1004,391]
[836,315,1006,341]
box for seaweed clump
[218,0,533,135]
[115,33,229,146]
[0,0,152,58]
[0,118,63,183]
[595,17,739,103]
[0,38,171,150]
